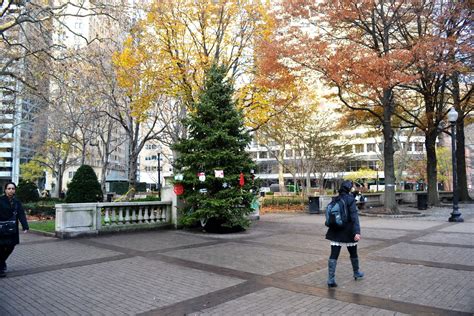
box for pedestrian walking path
[1,204,473,315]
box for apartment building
[0,2,50,187]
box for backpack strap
[340,198,348,221]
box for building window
[367,143,376,152]
[145,144,158,150]
[354,144,364,153]
[257,162,272,174]
[285,149,293,158]
[368,161,378,170]
[259,151,268,159]
[415,142,424,152]
[68,171,75,178]
[408,142,415,152]
[346,160,369,172]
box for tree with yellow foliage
[114,0,295,130]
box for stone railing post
[161,185,178,228]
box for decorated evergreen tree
[173,65,256,233]
[65,165,103,203]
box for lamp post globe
[447,108,463,222]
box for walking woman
[326,180,364,287]
[0,182,29,277]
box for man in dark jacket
[325,180,364,287]
[0,182,29,277]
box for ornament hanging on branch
[198,172,206,182]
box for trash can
[417,193,428,210]
[308,196,320,214]
[249,197,260,220]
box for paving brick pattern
[85,231,213,252]
[251,233,383,252]
[0,257,243,316]
[7,241,121,271]
[359,219,443,230]
[372,242,474,266]
[413,232,474,246]
[439,223,474,233]
[294,260,474,313]
[360,228,411,240]
[165,242,324,275]
[189,287,408,316]
[0,204,472,315]
[20,233,55,243]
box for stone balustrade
[55,201,174,239]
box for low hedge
[23,201,56,218]
[262,196,306,207]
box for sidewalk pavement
[1,203,473,315]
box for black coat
[325,192,361,243]
[0,195,29,246]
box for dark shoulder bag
[0,206,17,235]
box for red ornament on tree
[173,183,184,196]
[239,172,245,187]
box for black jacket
[0,195,29,246]
[325,192,361,243]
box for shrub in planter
[16,181,40,202]
[65,165,103,203]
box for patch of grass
[28,220,55,233]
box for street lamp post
[157,146,162,197]
[58,159,63,199]
[447,107,463,222]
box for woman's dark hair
[4,182,17,190]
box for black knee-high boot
[327,259,338,287]
[350,257,364,280]
[0,245,15,277]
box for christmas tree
[173,65,256,233]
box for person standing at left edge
[0,182,29,277]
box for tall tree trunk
[382,89,398,213]
[456,119,471,201]
[100,162,108,195]
[452,72,472,201]
[305,170,311,195]
[395,128,414,187]
[278,151,286,193]
[127,129,139,198]
[128,154,138,198]
[425,130,439,205]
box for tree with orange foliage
[271,1,419,213]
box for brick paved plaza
[1,204,473,315]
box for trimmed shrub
[16,181,40,202]
[65,165,103,203]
